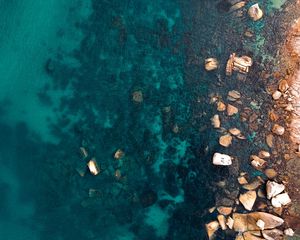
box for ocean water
[0,0,280,239]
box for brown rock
[262,229,283,240]
[205,221,219,239]
[205,58,219,71]
[250,155,267,170]
[229,128,241,136]
[238,176,248,185]
[114,149,125,159]
[266,134,274,148]
[243,232,265,240]
[217,101,226,111]
[248,3,263,21]
[228,90,241,101]
[278,80,289,92]
[217,206,233,216]
[233,212,284,232]
[272,124,285,136]
[244,30,254,38]
[211,114,221,128]
[239,191,257,211]
[227,104,238,116]
[219,134,233,147]
[272,91,282,100]
[264,169,277,179]
[258,150,270,159]
[269,110,279,121]
[217,215,227,230]
[243,177,264,190]
[229,1,246,12]
[87,158,100,176]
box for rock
[132,90,143,103]
[205,58,219,71]
[236,234,244,240]
[264,169,277,179]
[233,212,284,232]
[257,189,265,198]
[256,219,265,230]
[272,124,285,136]
[227,104,238,116]
[271,192,291,208]
[226,216,234,229]
[266,134,274,148]
[205,221,219,239]
[211,114,221,128]
[266,181,285,199]
[248,3,263,21]
[229,1,246,12]
[114,149,125,159]
[273,207,283,216]
[212,153,232,166]
[284,228,294,236]
[87,158,100,175]
[279,80,289,92]
[258,151,270,159]
[80,147,88,158]
[244,29,254,38]
[229,128,241,136]
[243,231,265,240]
[219,134,233,147]
[239,191,257,211]
[217,215,227,230]
[243,177,264,190]
[226,53,235,76]
[217,206,233,215]
[208,206,216,213]
[250,155,267,170]
[272,91,282,100]
[217,101,226,111]
[238,176,248,185]
[228,90,241,101]
[262,229,284,240]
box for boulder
[226,216,234,229]
[239,191,257,211]
[284,228,294,236]
[238,176,248,185]
[272,91,282,100]
[248,3,263,21]
[229,128,241,136]
[227,104,238,116]
[217,101,226,111]
[219,134,233,147]
[233,212,284,232]
[272,124,285,136]
[258,151,270,159]
[271,192,291,208]
[211,114,221,128]
[217,215,227,230]
[212,153,232,166]
[278,80,289,93]
[262,229,283,240]
[205,58,219,71]
[217,206,233,215]
[266,181,285,199]
[228,90,241,101]
[206,221,219,239]
[87,158,100,175]
[250,155,267,170]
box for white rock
[239,190,257,211]
[284,228,295,236]
[272,91,282,100]
[256,219,265,230]
[266,181,285,199]
[271,192,291,208]
[212,153,232,166]
[211,114,221,128]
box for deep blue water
[0,0,285,239]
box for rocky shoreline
[204,1,300,239]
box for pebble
[284,228,295,236]
[258,150,270,159]
[250,155,267,170]
[217,101,226,111]
[227,104,238,116]
[238,176,248,185]
[278,80,289,92]
[87,158,100,176]
[205,58,219,71]
[248,3,263,21]
[219,134,233,147]
[264,169,277,179]
[228,90,241,101]
[272,91,282,100]
[132,90,143,103]
[211,114,221,128]
[212,153,232,166]
[266,134,274,148]
[272,124,285,136]
[229,128,241,136]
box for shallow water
[0,1,277,239]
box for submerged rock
[271,193,291,208]
[239,190,257,211]
[233,212,284,232]
[114,149,125,159]
[212,153,232,166]
[248,3,263,21]
[205,58,219,71]
[87,158,100,176]
[206,221,219,239]
[227,104,238,116]
[132,90,143,103]
[211,114,221,128]
[266,181,285,199]
[219,134,233,147]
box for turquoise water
[0,0,280,239]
